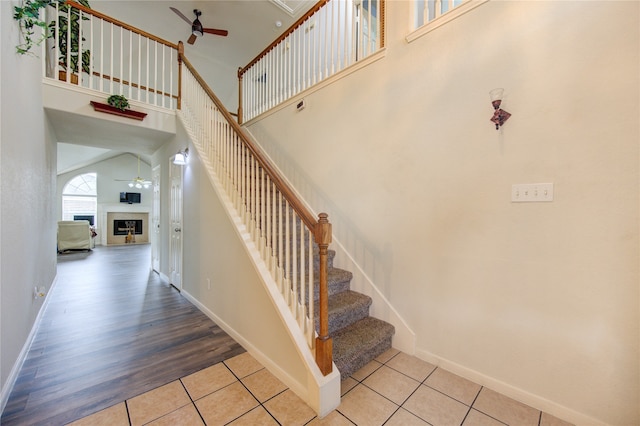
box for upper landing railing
[45,1,179,109]
[238,0,385,124]
[48,0,334,375]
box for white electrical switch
[511,183,554,202]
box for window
[355,0,379,60]
[62,173,97,225]
[409,0,488,42]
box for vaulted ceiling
[56,0,313,175]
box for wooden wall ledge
[90,101,147,121]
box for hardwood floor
[1,244,245,426]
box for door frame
[168,158,183,290]
[151,164,161,273]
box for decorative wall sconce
[489,88,511,130]
[173,148,189,165]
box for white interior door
[169,161,183,290]
[151,165,161,272]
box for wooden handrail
[88,70,178,100]
[238,0,329,78]
[180,46,319,231]
[65,0,178,50]
[180,43,333,375]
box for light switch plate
[511,183,554,202]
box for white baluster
[299,220,305,326]
[292,210,298,312]
[308,236,314,345]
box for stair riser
[335,336,393,380]
[316,303,370,335]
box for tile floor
[69,349,573,426]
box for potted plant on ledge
[90,95,148,121]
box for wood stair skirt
[90,101,147,121]
[313,249,395,380]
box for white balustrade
[181,62,319,348]
[239,0,383,123]
[45,1,178,110]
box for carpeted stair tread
[332,317,395,380]
[314,268,353,299]
[327,268,353,291]
[315,290,372,334]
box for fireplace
[113,220,143,235]
[106,212,149,245]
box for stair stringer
[241,126,417,356]
[330,240,416,355]
[177,110,341,417]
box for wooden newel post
[237,68,244,125]
[315,212,333,375]
[177,41,184,110]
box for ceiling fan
[170,8,228,45]
[115,156,152,189]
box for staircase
[265,193,396,380]
[314,248,395,379]
[180,58,394,387]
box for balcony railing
[238,0,385,123]
[45,1,179,109]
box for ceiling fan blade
[187,34,198,45]
[203,28,228,37]
[170,7,192,25]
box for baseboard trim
[1,274,60,415]
[180,290,309,401]
[415,348,607,426]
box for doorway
[151,164,161,272]
[169,160,183,290]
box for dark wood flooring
[1,244,245,426]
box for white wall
[0,0,58,406]
[246,1,639,424]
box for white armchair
[57,220,94,252]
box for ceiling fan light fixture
[192,20,204,37]
[119,156,152,189]
[171,7,228,43]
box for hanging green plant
[13,0,53,55]
[14,0,92,75]
[107,95,130,111]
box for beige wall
[246,1,639,424]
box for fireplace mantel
[102,206,150,246]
